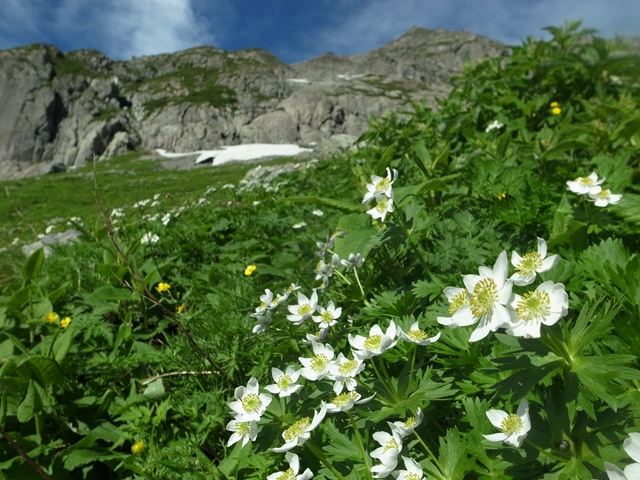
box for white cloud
[305,0,640,58]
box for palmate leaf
[322,420,362,462]
[438,427,472,480]
[334,213,383,260]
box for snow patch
[156,144,312,165]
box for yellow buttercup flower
[45,312,59,324]
[156,282,170,293]
[244,264,257,276]
[131,440,145,454]
[60,317,71,328]
[551,107,562,115]
[177,304,185,314]
[497,192,506,201]
[550,101,559,108]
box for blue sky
[1,0,638,63]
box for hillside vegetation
[0,22,639,480]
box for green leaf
[24,356,63,386]
[322,420,362,462]
[21,248,44,283]
[143,379,166,400]
[438,427,471,480]
[334,213,382,260]
[279,195,363,214]
[16,379,52,422]
[82,286,137,303]
[613,193,640,228]
[53,328,74,363]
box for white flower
[292,222,307,229]
[505,281,568,339]
[315,260,334,280]
[485,120,504,133]
[325,391,375,413]
[197,197,210,205]
[341,253,364,272]
[566,172,605,195]
[363,168,398,204]
[265,366,303,398]
[287,291,318,325]
[312,301,342,329]
[37,233,45,239]
[252,310,272,334]
[299,341,335,381]
[588,188,623,207]
[205,186,217,195]
[392,456,424,480]
[349,321,398,360]
[45,225,54,234]
[252,289,273,316]
[272,403,327,452]
[134,199,150,208]
[437,287,471,327]
[111,208,124,218]
[370,426,404,478]
[391,408,424,438]
[605,433,640,479]
[228,377,273,422]
[397,321,441,346]
[267,453,313,480]
[252,201,260,206]
[509,237,559,286]
[141,232,159,244]
[226,416,259,447]
[450,251,513,342]
[151,200,160,207]
[153,194,161,200]
[367,195,395,223]
[161,213,171,226]
[222,184,235,189]
[327,353,366,394]
[312,209,324,216]
[483,398,531,447]
[11,238,20,246]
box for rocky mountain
[0,27,508,179]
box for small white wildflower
[587,188,623,207]
[349,321,398,360]
[363,168,398,204]
[228,377,272,422]
[325,391,375,413]
[299,340,335,381]
[141,232,159,244]
[45,225,54,234]
[226,416,259,447]
[366,195,395,223]
[292,222,307,229]
[161,213,171,226]
[391,408,424,437]
[253,201,261,206]
[267,453,313,480]
[485,120,504,133]
[566,172,605,195]
[153,194,161,200]
[222,184,235,189]
[397,321,441,346]
[484,398,531,447]
[505,281,569,339]
[312,209,324,216]
[265,366,303,397]
[272,403,327,452]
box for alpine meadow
[1,22,640,480]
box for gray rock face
[21,229,84,258]
[0,27,508,180]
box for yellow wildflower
[131,440,145,454]
[551,107,562,115]
[156,282,170,293]
[244,264,257,276]
[550,101,559,108]
[60,317,71,328]
[177,304,185,314]
[45,312,59,324]
[497,192,506,201]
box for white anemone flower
[566,172,605,195]
[267,453,313,480]
[161,213,171,226]
[312,301,342,329]
[391,408,424,437]
[362,168,399,204]
[483,398,531,447]
[349,321,398,360]
[299,341,335,381]
[604,433,640,479]
[392,456,424,480]
[272,403,327,452]
[252,289,273,316]
[265,366,303,398]
[509,237,559,286]
[141,232,159,244]
[228,377,273,422]
[452,251,513,342]
[370,425,404,478]
[287,291,318,325]
[326,391,375,413]
[505,281,569,339]
[367,195,395,223]
[588,188,623,207]
[341,253,364,272]
[252,310,272,334]
[437,287,471,327]
[485,120,504,133]
[327,353,366,394]
[226,416,259,447]
[397,322,441,346]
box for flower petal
[624,433,640,464]
[486,409,508,428]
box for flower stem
[306,440,347,480]
[406,344,417,398]
[353,267,366,299]
[348,411,372,479]
[413,431,446,479]
[370,357,399,403]
[333,269,352,286]
[524,439,569,463]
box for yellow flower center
[331,392,358,407]
[276,468,296,480]
[597,189,611,199]
[276,375,293,390]
[241,393,262,413]
[470,279,498,318]
[298,304,312,315]
[375,199,389,213]
[404,416,415,428]
[338,359,358,375]
[320,311,333,323]
[501,413,523,435]
[283,417,310,441]
[258,302,267,310]
[315,261,324,272]
[382,438,399,453]
[448,289,469,314]
[577,176,594,187]
[236,422,251,435]
[375,177,391,191]
[406,474,421,480]
[516,290,551,322]
[407,329,428,342]
[311,354,329,372]
[364,335,382,350]
[516,251,543,277]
